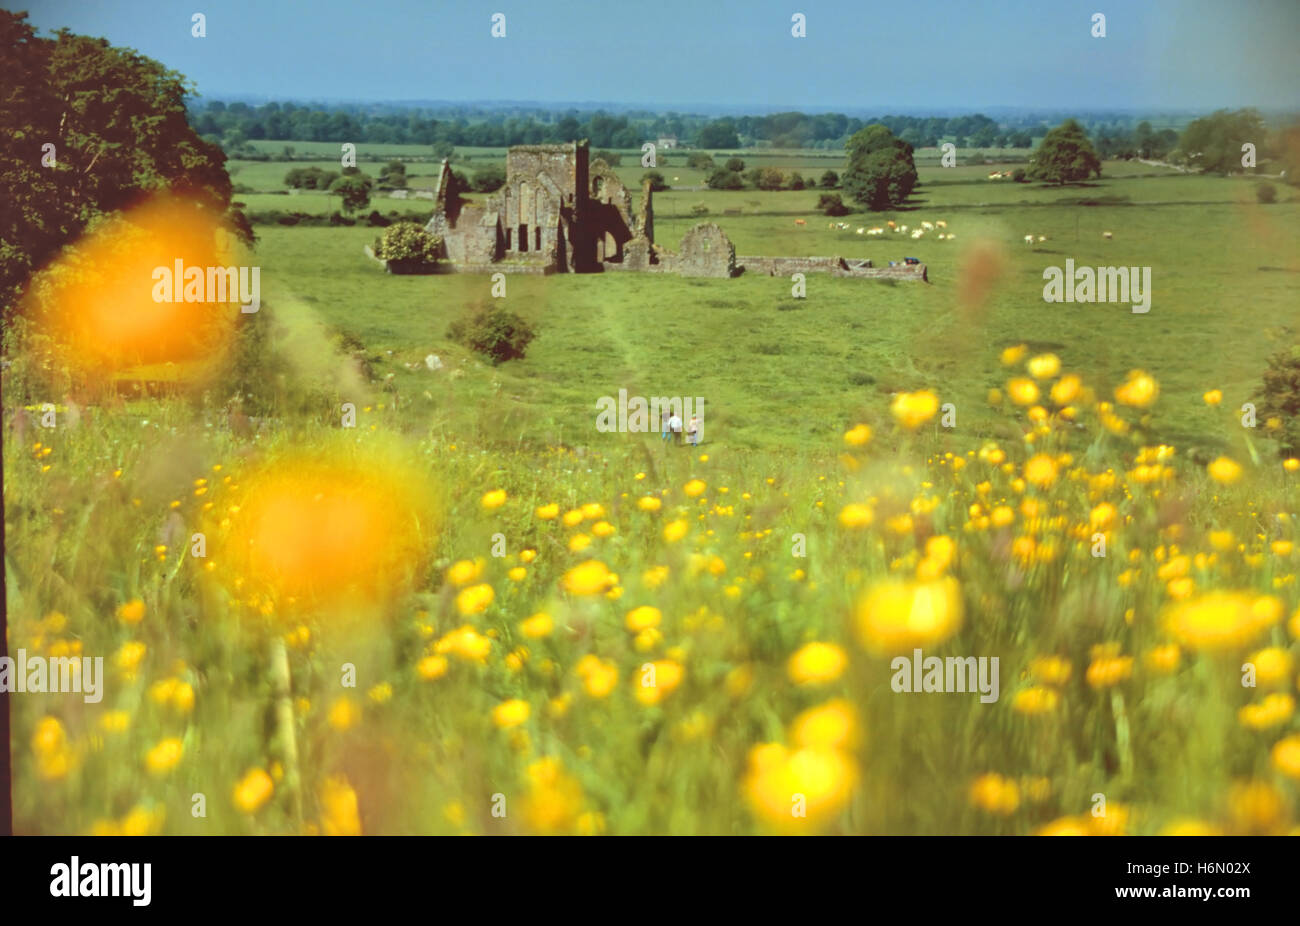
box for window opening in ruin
[535,226,541,251]
[505,227,512,250]
[519,224,528,252]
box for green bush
[447,302,537,366]
[1252,343,1300,456]
[373,222,442,263]
[1256,182,1277,204]
[817,192,850,216]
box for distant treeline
[191,101,1196,155]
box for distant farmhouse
[420,141,926,281]
[656,134,679,149]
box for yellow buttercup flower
[1246,647,1292,686]
[144,737,183,776]
[1207,457,1242,485]
[838,503,874,529]
[1026,353,1060,380]
[116,598,146,625]
[743,743,857,832]
[233,768,274,814]
[417,654,449,680]
[1023,453,1058,488]
[575,654,619,698]
[445,559,483,587]
[843,423,872,447]
[625,605,662,632]
[327,696,360,731]
[853,576,964,654]
[1028,655,1072,686]
[1272,734,1300,779]
[1000,344,1028,366]
[663,519,689,543]
[1164,592,1279,651]
[1050,374,1081,405]
[562,559,613,595]
[492,698,531,728]
[535,503,559,520]
[635,659,684,705]
[455,583,495,615]
[319,776,362,836]
[790,699,858,750]
[1203,389,1222,406]
[969,773,1019,815]
[637,495,662,512]
[1114,370,1158,408]
[787,642,848,686]
[480,489,507,509]
[1012,686,1060,714]
[520,612,553,639]
[891,390,939,430]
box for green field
[10,151,1300,836]
[243,165,1298,460]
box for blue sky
[17,0,1300,111]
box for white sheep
[855,227,865,234]
[1024,234,1035,244]
[921,221,934,231]
[1103,231,1113,239]
[911,229,924,239]
[935,220,947,229]
[1036,235,1046,243]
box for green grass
[243,167,1299,459]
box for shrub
[374,222,442,263]
[328,211,356,226]
[725,157,745,173]
[365,210,390,227]
[593,149,622,166]
[687,152,715,170]
[1012,168,1027,183]
[820,170,839,189]
[1256,182,1277,204]
[642,170,669,191]
[817,192,850,216]
[1252,343,1300,456]
[788,172,806,191]
[471,164,506,193]
[447,302,537,366]
[706,168,744,190]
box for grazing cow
[936,220,947,228]
[795,219,806,226]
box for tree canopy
[1028,119,1102,185]
[841,124,918,210]
[0,10,249,316]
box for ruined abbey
[423,141,927,281]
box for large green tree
[1027,119,1102,185]
[841,124,918,210]
[1179,108,1266,174]
[0,10,249,317]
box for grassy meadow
[6,150,1300,836]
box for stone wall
[676,223,737,278]
[737,254,927,282]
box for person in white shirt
[668,413,683,445]
[686,414,701,447]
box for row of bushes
[247,209,435,227]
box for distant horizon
[18,0,1300,112]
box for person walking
[686,414,701,447]
[668,412,683,446]
[661,408,673,443]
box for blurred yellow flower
[1012,686,1060,714]
[1207,456,1242,485]
[233,768,274,814]
[1000,344,1027,366]
[562,559,613,595]
[1114,370,1158,408]
[116,598,146,625]
[1203,389,1222,406]
[635,659,685,705]
[492,698,531,728]
[480,489,507,509]
[838,503,874,529]
[1164,592,1278,651]
[744,743,857,832]
[520,612,553,639]
[637,495,662,512]
[625,605,662,632]
[455,583,495,615]
[535,503,559,520]
[144,737,183,776]
[969,773,1019,815]
[891,390,940,430]
[790,699,858,750]
[445,559,483,587]
[320,775,362,836]
[417,654,449,680]
[787,642,848,686]
[1006,378,1039,406]
[1026,353,1060,380]
[1272,734,1300,779]
[843,423,872,447]
[853,576,964,654]
[663,519,689,543]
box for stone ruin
[421,141,927,282]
